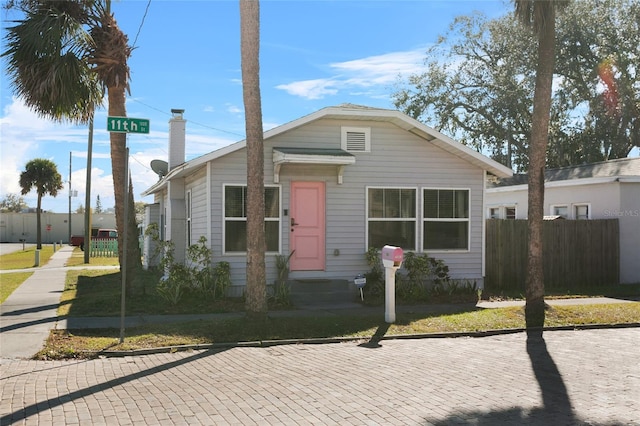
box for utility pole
[68,152,72,244]
[84,117,94,264]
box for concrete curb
[80,321,640,359]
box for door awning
[272,147,356,184]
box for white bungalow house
[485,157,640,284]
[141,105,512,295]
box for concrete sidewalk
[0,245,75,359]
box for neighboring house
[141,105,512,295]
[486,157,640,284]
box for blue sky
[0,0,512,213]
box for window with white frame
[574,204,590,220]
[341,126,371,152]
[551,205,568,218]
[186,190,192,247]
[489,207,500,219]
[505,206,516,220]
[162,207,167,240]
[224,185,280,253]
[367,187,416,250]
[423,189,469,250]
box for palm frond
[513,0,571,33]
[2,1,104,123]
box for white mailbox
[381,245,403,324]
[381,245,403,268]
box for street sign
[107,116,150,134]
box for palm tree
[3,0,141,283]
[19,158,64,249]
[240,0,267,316]
[88,1,141,284]
[513,0,569,329]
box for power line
[126,2,245,140]
[130,98,245,137]
[132,0,152,50]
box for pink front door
[290,181,325,271]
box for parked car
[70,228,118,251]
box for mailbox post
[381,245,403,323]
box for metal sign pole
[119,144,129,344]
[106,116,148,344]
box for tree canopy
[0,194,28,212]
[19,158,64,248]
[2,0,104,123]
[393,0,639,172]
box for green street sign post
[107,116,150,134]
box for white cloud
[276,78,339,100]
[331,50,426,82]
[185,133,238,159]
[0,99,87,202]
[226,104,242,114]
[276,48,428,100]
[0,97,160,212]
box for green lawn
[0,245,55,270]
[38,302,640,359]
[3,250,637,360]
[35,266,640,359]
[0,272,34,303]
[65,248,120,267]
[0,245,119,303]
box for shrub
[362,249,474,304]
[362,247,384,300]
[213,261,231,300]
[270,252,294,307]
[145,225,232,305]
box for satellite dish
[150,159,168,179]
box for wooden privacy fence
[485,219,619,291]
[89,238,118,257]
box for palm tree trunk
[108,85,140,288]
[525,6,556,329]
[240,0,267,316]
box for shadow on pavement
[0,347,229,425]
[0,316,61,333]
[422,330,627,425]
[358,322,391,349]
[0,303,61,318]
[525,329,574,420]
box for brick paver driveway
[1,328,639,425]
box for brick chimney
[168,109,186,170]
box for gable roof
[143,104,513,196]
[489,157,640,188]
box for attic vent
[341,126,371,152]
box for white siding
[185,168,208,247]
[619,182,640,284]
[207,118,487,290]
[486,180,640,284]
[208,149,252,291]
